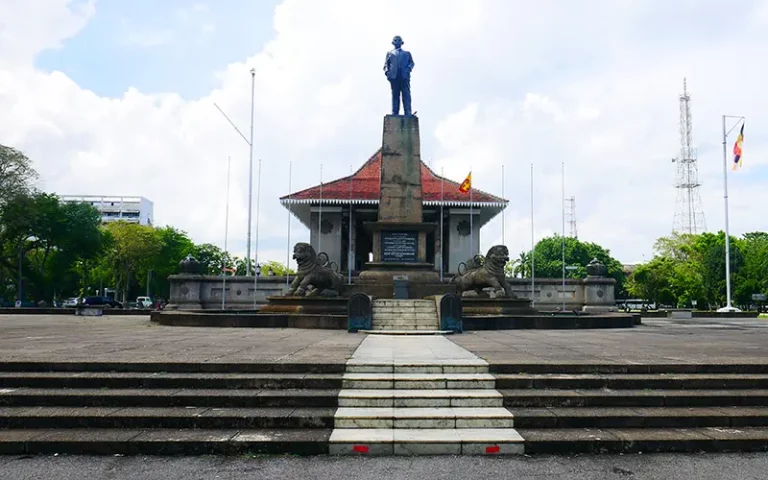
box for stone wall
[167,274,617,312]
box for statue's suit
[384,48,415,115]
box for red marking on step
[486,445,500,454]
[353,445,369,453]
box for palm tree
[513,251,531,278]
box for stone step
[373,315,437,322]
[0,428,330,455]
[338,389,503,408]
[372,321,438,328]
[342,373,495,390]
[509,406,768,429]
[518,427,768,454]
[0,388,339,408]
[0,362,346,374]
[0,372,343,390]
[335,407,514,429]
[329,428,524,455]
[358,330,452,336]
[372,309,437,315]
[0,406,335,429]
[345,361,488,374]
[489,364,768,375]
[495,373,768,390]
[373,300,434,307]
[500,389,768,408]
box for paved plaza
[2,315,768,366]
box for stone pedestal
[166,274,204,310]
[582,276,618,313]
[358,115,439,294]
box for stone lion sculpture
[286,242,345,297]
[451,245,514,298]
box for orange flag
[458,172,472,193]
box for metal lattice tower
[566,196,577,238]
[672,78,706,234]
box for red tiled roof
[281,149,506,205]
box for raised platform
[153,310,346,329]
[463,312,639,330]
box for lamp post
[214,68,257,276]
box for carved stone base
[461,297,537,316]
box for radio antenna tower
[672,78,706,234]
[565,196,578,238]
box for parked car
[82,296,123,308]
[136,296,153,309]
[62,297,80,307]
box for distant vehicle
[82,296,123,308]
[62,297,80,308]
[136,296,153,309]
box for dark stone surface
[0,315,362,366]
[381,231,418,263]
[463,313,636,330]
[154,311,347,329]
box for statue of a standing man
[384,35,415,116]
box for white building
[59,195,154,226]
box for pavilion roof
[280,149,507,207]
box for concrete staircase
[329,336,524,455]
[0,362,343,455]
[493,364,768,454]
[369,299,442,333]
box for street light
[214,68,257,276]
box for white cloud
[2,0,768,267]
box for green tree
[138,226,194,299]
[191,243,231,275]
[105,222,162,302]
[626,256,677,307]
[0,193,103,301]
[525,235,626,296]
[0,145,37,206]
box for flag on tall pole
[459,172,471,193]
[732,124,744,170]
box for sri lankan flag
[458,172,472,193]
[732,124,744,171]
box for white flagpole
[530,163,535,307]
[246,69,255,277]
[286,160,292,288]
[222,156,231,310]
[253,158,262,309]
[348,164,353,284]
[469,170,474,258]
[318,164,323,255]
[720,115,745,311]
[501,165,505,245]
[561,161,566,311]
[440,167,444,281]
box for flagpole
[440,167,444,282]
[720,115,745,311]
[253,158,262,308]
[561,161,566,311]
[469,170,474,259]
[530,163,535,307]
[286,160,292,289]
[319,164,323,255]
[222,156,231,310]
[348,164,353,284]
[501,165,505,245]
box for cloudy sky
[2,0,767,265]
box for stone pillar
[582,258,618,312]
[166,255,204,310]
[379,115,422,223]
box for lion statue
[286,242,345,297]
[451,245,515,298]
